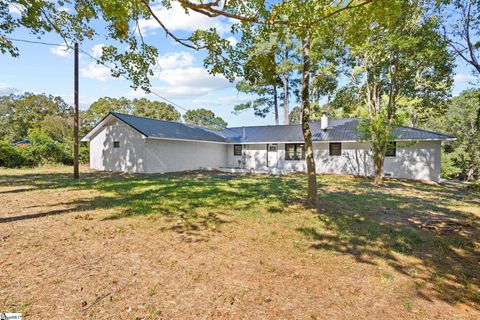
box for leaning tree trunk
[301,38,317,207]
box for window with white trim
[234,144,243,156]
[285,144,305,160]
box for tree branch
[141,0,203,50]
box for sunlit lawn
[0,166,479,319]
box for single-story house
[82,112,454,181]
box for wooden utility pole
[73,42,79,179]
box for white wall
[241,141,441,181]
[89,120,441,181]
[144,139,227,173]
[244,144,267,169]
[226,144,244,167]
[384,141,441,181]
[89,119,146,173]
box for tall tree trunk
[273,85,279,125]
[467,139,477,181]
[412,111,418,128]
[372,139,385,185]
[301,38,317,207]
[283,47,290,125]
[284,77,290,125]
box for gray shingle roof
[107,113,453,143]
[111,112,227,143]
[221,118,454,143]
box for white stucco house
[82,112,455,181]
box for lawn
[0,166,479,319]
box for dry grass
[0,166,479,319]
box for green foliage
[0,93,72,142]
[132,98,181,121]
[424,89,480,180]
[466,182,480,192]
[79,144,90,164]
[183,108,227,131]
[289,106,302,125]
[0,129,74,168]
[334,1,454,183]
[25,128,73,166]
[82,97,181,135]
[0,140,24,168]
[440,150,464,179]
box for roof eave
[81,112,149,142]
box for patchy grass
[0,166,479,319]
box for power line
[6,36,244,136]
[78,48,190,112]
[5,36,191,112]
[5,37,68,47]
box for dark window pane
[285,143,305,160]
[234,144,243,156]
[329,143,341,156]
[285,144,295,160]
[298,144,305,160]
[113,141,120,148]
[385,142,396,157]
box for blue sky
[0,2,477,127]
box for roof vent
[321,113,328,130]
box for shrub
[0,129,78,168]
[79,144,89,164]
[0,141,24,168]
[27,128,74,166]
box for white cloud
[138,3,231,36]
[226,36,238,46]
[50,44,71,57]
[0,83,20,95]
[129,67,233,99]
[158,67,230,89]
[454,73,476,84]
[8,4,23,14]
[156,51,194,70]
[192,95,251,107]
[80,62,113,82]
[91,44,105,58]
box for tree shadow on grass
[2,170,479,306]
[299,179,480,309]
[0,170,305,237]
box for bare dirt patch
[0,166,479,319]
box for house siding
[235,141,441,181]
[89,119,146,173]
[226,144,244,167]
[89,120,441,181]
[144,139,226,173]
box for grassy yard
[0,166,479,319]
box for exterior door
[267,144,278,167]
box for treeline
[0,93,227,168]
